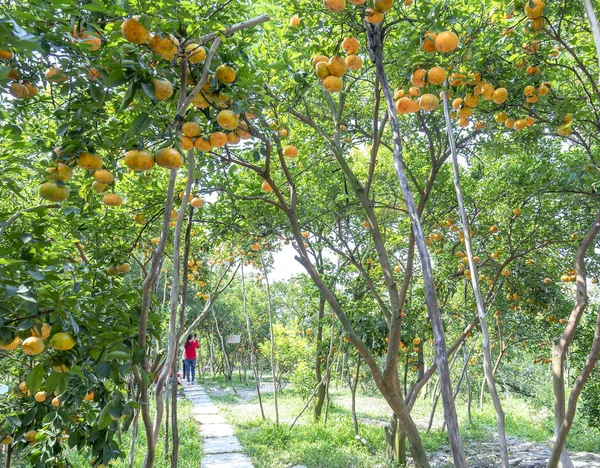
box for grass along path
[201,375,600,468]
[66,394,202,468]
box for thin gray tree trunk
[367,23,467,467]
[442,87,509,468]
[582,0,600,83]
[241,263,265,419]
[129,408,139,467]
[547,211,600,467]
[260,252,279,426]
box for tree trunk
[136,168,177,468]
[385,415,407,467]
[260,252,279,426]
[367,23,467,466]
[350,355,361,437]
[241,263,265,419]
[582,0,600,84]
[5,445,12,468]
[323,316,337,426]
[164,381,170,461]
[213,310,232,380]
[314,293,327,420]
[292,252,431,467]
[129,408,139,467]
[465,346,473,425]
[207,329,214,375]
[145,152,195,468]
[442,339,477,432]
[442,90,508,467]
[171,207,193,468]
[547,211,600,468]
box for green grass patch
[66,397,202,468]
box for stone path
[184,384,254,468]
[427,436,600,467]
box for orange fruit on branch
[217,110,239,131]
[411,69,427,88]
[155,147,183,169]
[419,93,439,111]
[283,145,299,158]
[215,64,236,84]
[152,78,173,100]
[93,169,114,185]
[185,43,206,63]
[524,0,545,19]
[342,37,359,54]
[22,337,45,355]
[77,152,102,171]
[323,75,343,93]
[422,31,437,53]
[39,182,69,202]
[9,83,29,99]
[209,131,227,147]
[0,336,20,351]
[124,149,154,171]
[103,193,123,206]
[435,31,459,53]
[182,122,201,137]
[427,66,447,85]
[121,17,149,44]
[49,332,75,351]
[323,0,346,13]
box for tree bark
[129,408,139,467]
[350,355,361,437]
[547,210,600,468]
[171,206,193,468]
[294,252,430,467]
[314,293,327,420]
[367,22,467,467]
[260,252,279,426]
[442,87,509,467]
[323,317,337,426]
[582,0,600,84]
[241,263,265,419]
[145,151,195,468]
[213,307,232,380]
[136,168,177,467]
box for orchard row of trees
[1,0,599,467]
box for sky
[268,243,306,281]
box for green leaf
[56,373,69,394]
[26,364,44,394]
[131,112,150,132]
[56,123,70,136]
[97,405,113,430]
[119,81,138,111]
[141,81,155,100]
[45,371,61,394]
[89,85,105,104]
[81,3,110,14]
[106,70,126,87]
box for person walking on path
[183,333,200,384]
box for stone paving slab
[189,398,214,405]
[195,414,227,425]
[192,405,219,415]
[184,384,254,467]
[202,436,244,454]
[201,452,254,467]
[200,423,235,438]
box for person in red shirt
[183,334,199,384]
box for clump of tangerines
[180,110,253,152]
